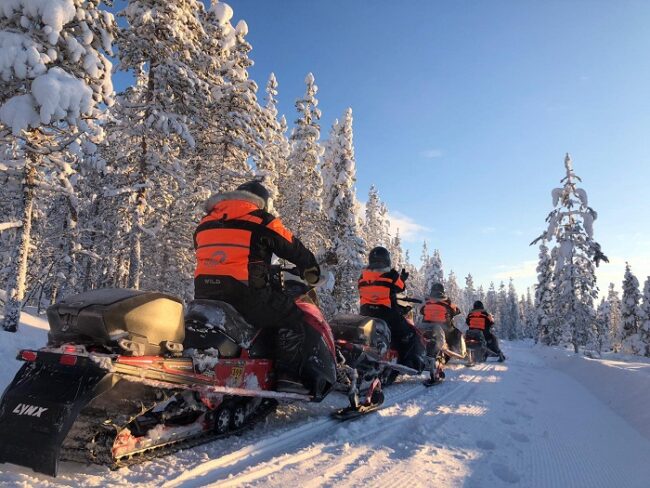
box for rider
[358,247,426,371]
[193,180,322,395]
[466,300,506,362]
[420,283,463,362]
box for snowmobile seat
[184,300,256,358]
[330,315,391,351]
[47,288,184,356]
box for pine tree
[1,0,116,331]
[116,0,205,290]
[321,108,365,314]
[532,154,607,352]
[463,273,477,313]
[594,298,611,355]
[364,185,384,250]
[284,73,325,251]
[486,282,498,319]
[256,73,289,205]
[497,281,507,328]
[446,270,462,314]
[504,279,520,340]
[639,277,650,357]
[534,241,556,344]
[422,249,444,297]
[621,263,643,355]
[606,283,623,352]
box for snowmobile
[0,266,375,476]
[330,293,427,395]
[464,329,500,366]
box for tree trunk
[2,155,37,332]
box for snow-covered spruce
[621,263,643,355]
[0,0,115,331]
[282,73,326,252]
[639,277,650,357]
[321,108,366,314]
[532,153,608,353]
[533,241,556,344]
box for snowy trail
[1,322,650,487]
[164,343,650,488]
[165,364,491,488]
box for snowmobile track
[163,363,491,488]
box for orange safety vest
[422,299,459,323]
[467,311,488,330]
[194,200,293,282]
[358,270,403,307]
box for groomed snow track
[162,363,490,488]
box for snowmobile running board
[112,361,313,402]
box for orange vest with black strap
[358,269,404,307]
[194,199,305,285]
[467,310,494,330]
[422,299,459,323]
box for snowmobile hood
[204,191,265,215]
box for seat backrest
[330,314,391,350]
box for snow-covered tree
[321,108,365,314]
[1,0,116,331]
[115,0,207,290]
[606,282,622,352]
[388,229,404,270]
[594,298,611,355]
[463,273,477,312]
[364,185,383,250]
[534,241,556,344]
[422,248,444,297]
[486,282,498,318]
[256,73,289,204]
[445,270,462,312]
[283,73,325,251]
[532,154,607,352]
[621,263,643,355]
[639,277,650,357]
[503,279,521,340]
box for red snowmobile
[0,267,377,476]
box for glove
[400,268,409,282]
[303,265,321,285]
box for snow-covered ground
[1,314,649,487]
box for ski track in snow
[1,317,650,487]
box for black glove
[400,268,409,282]
[303,265,321,285]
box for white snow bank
[0,309,49,392]
[534,345,650,440]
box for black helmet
[430,282,446,299]
[236,180,270,209]
[473,300,484,310]
[368,246,391,269]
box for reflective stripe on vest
[359,270,394,307]
[423,300,449,323]
[194,227,251,280]
[468,311,487,330]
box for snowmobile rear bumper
[0,351,112,476]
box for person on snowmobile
[358,247,426,371]
[193,180,322,395]
[420,283,463,361]
[466,300,506,362]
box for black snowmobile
[0,267,378,476]
[464,329,500,365]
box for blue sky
[112,0,650,295]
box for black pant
[361,304,426,371]
[481,328,502,355]
[195,277,305,374]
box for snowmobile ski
[331,403,383,421]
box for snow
[0,31,47,81]
[32,67,93,124]
[1,315,650,487]
[0,94,40,136]
[0,0,76,45]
